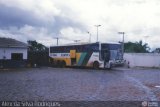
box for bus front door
[101,50,110,68]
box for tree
[27,40,48,52]
[27,40,49,66]
[124,40,150,53]
[153,48,160,53]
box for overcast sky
[0,0,160,49]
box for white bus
[49,42,124,69]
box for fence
[28,51,49,67]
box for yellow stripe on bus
[76,53,81,64]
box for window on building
[11,53,23,61]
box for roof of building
[0,37,28,48]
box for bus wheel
[61,61,66,68]
[93,61,99,69]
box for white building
[0,37,28,68]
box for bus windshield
[101,43,123,60]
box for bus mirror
[70,50,76,58]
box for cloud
[0,0,87,46]
[0,4,46,28]
[0,0,160,49]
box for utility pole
[95,25,101,42]
[87,31,92,43]
[118,32,125,58]
[53,37,59,46]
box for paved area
[0,67,160,101]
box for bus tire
[61,61,66,68]
[93,61,99,69]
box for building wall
[0,48,27,60]
[124,53,160,68]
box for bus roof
[50,42,121,47]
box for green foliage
[124,40,150,53]
[27,40,48,52]
[27,40,49,66]
[153,48,160,53]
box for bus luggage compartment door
[70,50,76,65]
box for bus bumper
[111,60,125,67]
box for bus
[49,42,124,69]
